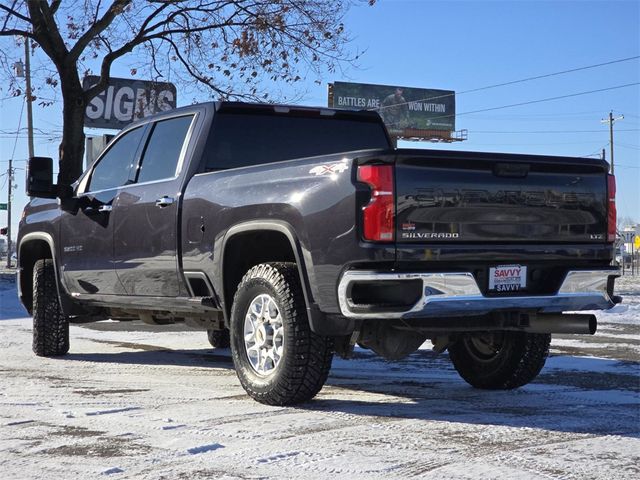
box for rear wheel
[32,259,69,357]
[230,262,333,405]
[207,328,230,349]
[448,331,550,389]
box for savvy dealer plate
[488,264,527,292]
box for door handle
[155,196,175,208]
[83,204,112,215]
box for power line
[618,142,640,150]
[470,128,640,134]
[9,99,25,162]
[464,140,606,146]
[583,144,609,159]
[375,55,640,111]
[431,83,640,120]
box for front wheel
[32,259,69,357]
[448,331,550,389]
[230,262,333,405]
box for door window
[87,126,145,192]
[136,115,194,183]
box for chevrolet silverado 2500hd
[18,102,620,405]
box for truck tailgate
[395,150,609,244]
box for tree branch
[27,0,69,64]
[83,39,137,100]
[68,0,131,62]
[0,2,31,23]
[162,36,257,100]
[49,0,61,15]
[0,28,34,38]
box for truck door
[112,114,195,296]
[59,125,147,295]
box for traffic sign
[621,231,636,243]
[634,236,640,250]
[0,203,7,211]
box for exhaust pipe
[524,313,597,335]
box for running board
[71,293,221,313]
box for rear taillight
[607,174,616,242]
[358,164,395,242]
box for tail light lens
[607,174,616,242]
[358,164,395,242]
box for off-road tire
[207,328,230,349]
[230,262,333,405]
[32,259,69,357]
[448,331,551,389]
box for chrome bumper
[337,269,619,319]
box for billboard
[329,81,456,138]
[82,75,177,129]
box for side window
[88,127,145,192]
[136,115,194,184]
[204,113,389,171]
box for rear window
[204,113,389,171]
[136,115,194,183]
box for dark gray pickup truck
[18,101,620,405]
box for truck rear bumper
[337,268,620,319]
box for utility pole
[5,37,34,267]
[601,111,624,174]
[24,36,34,158]
[6,158,12,268]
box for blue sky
[1,0,639,235]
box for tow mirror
[26,157,55,198]
[26,157,72,199]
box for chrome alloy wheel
[243,294,285,376]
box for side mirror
[26,157,55,198]
[26,157,72,199]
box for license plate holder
[488,264,527,292]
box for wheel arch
[18,232,82,316]
[18,232,57,315]
[219,220,315,326]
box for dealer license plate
[488,265,527,292]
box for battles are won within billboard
[82,75,177,129]
[329,81,455,137]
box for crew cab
[18,102,620,405]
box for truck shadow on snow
[308,348,640,438]
[65,346,639,438]
[66,347,235,368]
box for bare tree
[0,0,371,184]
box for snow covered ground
[0,273,638,479]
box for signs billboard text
[329,81,455,138]
[83,76,177,129]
